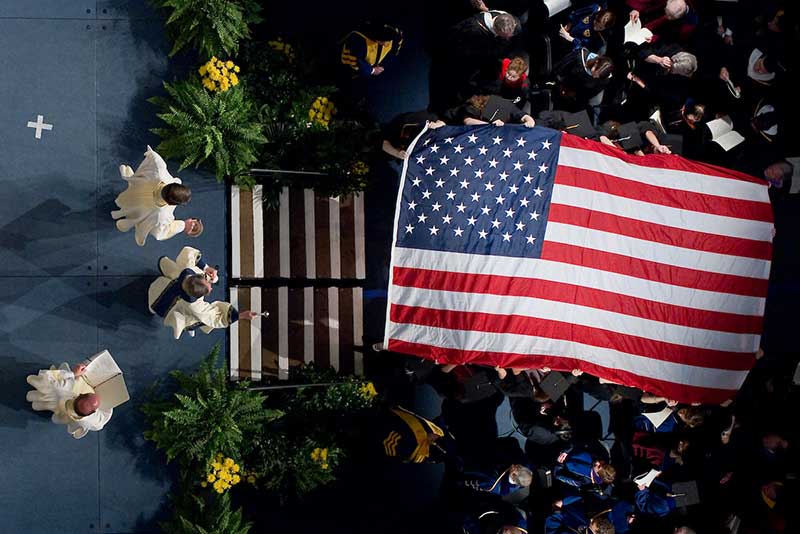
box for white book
[706,116,745,152]
[82,350,130,410]
[634,469,662,487]
[643,406,674,429]
[544,0,571,18]
[624,19,653,45]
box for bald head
[665,0,688,20]
[75,393,100,416]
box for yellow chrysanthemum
[207,474,216,482]
[200,481,208,488]
[234,65,241,72]
[232,464,240,473]
[225,60,234,69]
[359,381,378,397]
[232,475,241,484]
[211,462,222,471]
[321,449,328,460]
[224,458,234,467]
[199,65,207,75]
[321,463,329,470]
[210,56,218,63]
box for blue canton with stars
[396,125,562,258]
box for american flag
[384,125,773,404]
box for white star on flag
[444,137,453,144]
[519,198,530,207]
[464,156,474,166]
[456,202,467,212]
[478,146,488,155]
[446,190,456,200]
[450,168,460,176]
[416,155,425,164]
[425,167,435,175]
[418,213,428,222]
[454,226,464,237]
[498,171,509,181]
[516,137,527,147]
[459,179,470,189]
[502,148,513,158]
[478,229,488,239]
[408,201,417,210]
[439,155,450,165]
[513,161,523,171]
[505,208,515,218]
[471,192,481,202]
[484,182,495,191]
[533,187,544,197]
[527,150,538,160]
[467,216,477,225]
[474,169,485,178]
[432,202,442,211]
[411,177,421,187]
[442,214,453,224]
[523,173,534,184]
[516,222,526,231]
[492,136,503,145]
[429,225,439,235]
[538,163,548,173]
[422,189,432,199]
[491,219,502,228]
[541,140,552,149]
[526,235,536,244]
[495,194,506,204]
[502,232,513,242]
[405,224,414,233]
[488,159,499,168]
[481,206,491,215]
[430,144,439,153]
[530,210,540,220]
[508,184,519,194]
[454,144,464,153]
[467,133,478,143]
[435,178,445,188]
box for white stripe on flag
[551,185,774,242]
[354,193,366,279]
[278,287,289,380]
[391,247,765,316]
[558,146,770,202]
[328,287,340,370]
[250,287,262,381]
[330,196,342,278]
[279,187,290,278]
[252,186,264,278]
[391,285,759,353]
[305,189,316,278]
[545,222,771,279]
[304,287,314,363]
[353,287,364,376]
[231,187,241,278]
[388,322,749,390]
[229,287,239,379]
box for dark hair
[594,9,617,31]
[162,183,192,206]
[184,274,211,298]
[467,95,490,113]
[684,102,705,121]
[587,56,614,79]
[493,14,519,39]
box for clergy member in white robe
[111,146,201,246]
[26,363,113,439]
[148,246,257,339]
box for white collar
[747,49,776,82]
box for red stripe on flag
[391,266,763,334]
[548,204,772,261]
[386,339,737,404]
[559,134,769,186]
[540,242,768,297]
[555,166,773,222]
[390,304,756,371]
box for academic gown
[26,364,113,439]
[111,146,186,246]
[147,247,239,339]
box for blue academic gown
[635,479,676,517]
[545,495,589,534]
[634,412,679,433]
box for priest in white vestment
[148,247,257,339]
[26,363,113,439]
[111,146,202,246]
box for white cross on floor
[26,115,53,139]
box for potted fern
[150,0,262,58]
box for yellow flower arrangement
[202,454,244,494]
[267,38,296,61]
[199,57,241,93]
[308,96,336,128]
[310,447,330,470]
[351,161,370,177]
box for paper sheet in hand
[643,406,673,428]
[633,469,662,487]
[83,350,130,410]
[706,116,745,152]
[539,372,576,401]
[544,0,571,17]
[624,19,653,45]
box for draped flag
[384,125,773,404]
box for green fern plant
[151,0,262,57]
[149,78,266,184]
[161,492,252,534]
[142,345,283,470]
